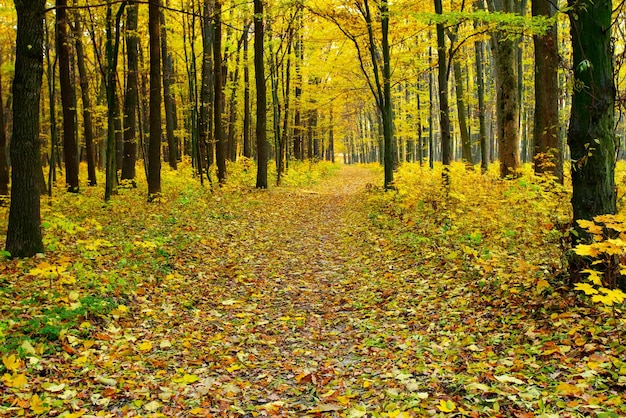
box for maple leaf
[2,354,22,371]
[574,282,598,295]
[437,399,456,412]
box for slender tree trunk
[243,29,251,158]
[214,0,226,183]
[121,3,138,184]
[435,0,451,166]
[293,17,303,161]
[57,0,79,192]
[429,45,434,169]
[45,20,59,190]
[6,0,45,257]
[227,47,241,161]
[0,52,9,197]
[160,8,177,169]
[104,4,126,202]
[147,0,162,199]
[255,0,268,188]
[533,0,562,182]
[380,0,393,188]
[198,0,213,175]
[453,60,472,165]
[474,13,488,173]
[568,0,616,233]
[74,16,97,186]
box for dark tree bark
[567,0,616,232]
[199,0,213,173]
[5,0,45,257]
[104,3,126,202]
[474,9,488,173]
[0,52,9,197]
[255,0,268,188]
[213,0,226,183]
[533,0,562,182]
[488,0,520,177]
[74,15,97,187]
[243,29,251,158]
[435,0,451,166]
[148,0,162,199]
[293,17,303,161]
[453,60,472,164]
[57,0,79,192]
[121,2,139,185]
[160,9,177,169]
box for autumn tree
[255,0,269,188]
[567,0,616,233]
[532,0,562,182]
[148,0,162,199]
[57,0,79,192]
[5,0,45,257]
[0,51,8,197]
[121,2,139,185]
[488,0,520,177]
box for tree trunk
[5,0,45,257]
[213,0,226,183]
[148,0,162,199]
[533,0,562,182]
[104,4,125,202]
[489,0,520,177]
[243,29,251,158]
[255,0,268,188]
[380,0,393,188]
[57,0,79,192]
[568,0,616,232]
[74,15,98,187]
[160,9,178,169]
[474,12,488,173]
[453,60,472,165]
[121,2,138,185]
[435,0,452,166]
[198,0,213,175]
[0,52,9,197]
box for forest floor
[1,162,626,417]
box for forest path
[118,165,428,415]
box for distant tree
[57,0,79,192]
[74,15,98,187]
[5,0,45,257]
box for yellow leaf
[574,244,599,257]
[138,341,152,352]
[2,354,22,371]
[189,407,207,415]
[30,394,48,414]
[574,282,598,295]
[536,279,551,293]
[582,269,603,286]
[437,399,456,413]
[2,372,28,389]
[226,364,242,373]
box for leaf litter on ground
[0,160,625,417]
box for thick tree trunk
[148,0,162,199]
[380,0,393,188]
[6,0,45,257]
[213,0,226,183]
[568,0,616,230]
[255,0,268,188]
[489,0,520,177]
[121,3,139,185]
[57,0,79,192]
[533,0,562,182]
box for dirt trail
[118,165,416,415]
